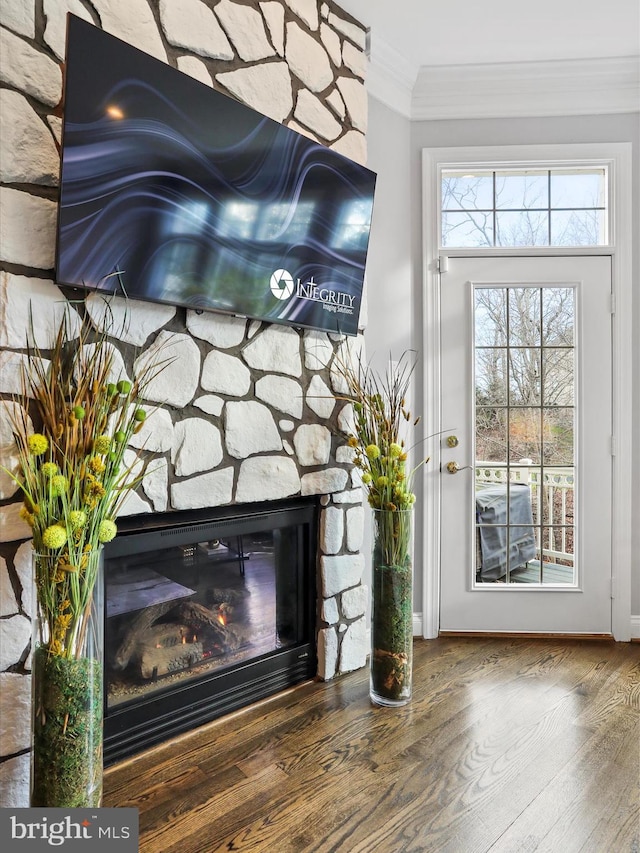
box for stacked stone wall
[0,0,369,806]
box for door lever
[445,461,474,474]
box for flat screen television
[56,15,376,336]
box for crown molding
[365,33,418,118]
[364,38,639,121]
[410,55,640,121]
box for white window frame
[439,165,610,249]
[421,143,633,641]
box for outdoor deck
[475,461,574,583]
[487,561,574,585]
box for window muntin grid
[474,285,576,586]
[442,168,607,248]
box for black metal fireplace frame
[103,497,318,765]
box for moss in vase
[31,648,103,808]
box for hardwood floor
[104,637,639,852]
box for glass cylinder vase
[370,508,414,707]
[30,546,104,808]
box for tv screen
[56,15,376,336]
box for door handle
[445,461,474,474]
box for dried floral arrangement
[338,351,425,506]
[4,310,166,661]
[336,349,427,564]
[334,348,428,705]
[3,307,170,807]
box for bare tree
[475,287,574,465]
[442,172,601,248]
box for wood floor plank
[485,704,638,851]
[573,654,640,730]
[104,638,639,853]
[337,697,593,852]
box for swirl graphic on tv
[56,16,376,336]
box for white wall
[361,98,420,609]
[364,98,415,366]
[365,102,640,623]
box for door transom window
[441,167,608,248]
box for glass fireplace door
[103,500,317,763]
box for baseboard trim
[437,631,614,640]
[415,612,639,641]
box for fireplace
[103,498,318,765]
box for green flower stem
[373,508,412,569]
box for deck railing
[475,460,574,566]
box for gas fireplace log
[137,640,204,680]
[112,600,177,670]
[175,601,245,651]
[216,622,245,651]
[176,600,229,634]
[137,623,191,649]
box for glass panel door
[439,255,612,634]
[474,285,575,585]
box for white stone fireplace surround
[0,0,370,806]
